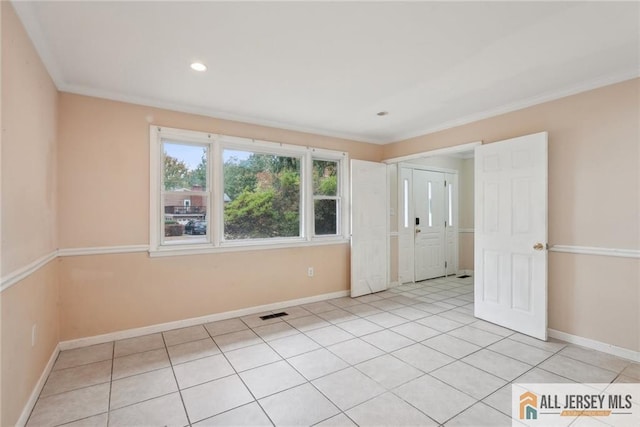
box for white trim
[63,84,385,144]
[459,228,475,233]
[12,0,637,145]
[58,245,149,257]
[1,251,58,292]
[148,239,349,258]
[548,329,640,363]
[59,290,350,350]
[390,70,639,142]
[384,141,482,164]
[17,344,60,427]
[549,245,640,259]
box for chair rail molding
[550,245,640,259]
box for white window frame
[150,126,349,257]
[311,156,344,238]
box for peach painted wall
[2,3,58,273]
[1,3,60,425]
[1,262,59,426]
[57,93,383,340]
[384,79,640,351]
[58,245,348,340]
[57,93,382,248]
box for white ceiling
[12,1,640,144]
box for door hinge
[445,261,448,268]
[444,180,447,187]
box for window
[150,127,348,255]
[447,182,453,226]
[427,181,433,227]
[223,149,301,240]
[312,159,340,236]
[403,178,409,228]
[162,141,209,244]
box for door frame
[385,141,481,285]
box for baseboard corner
[17,343,60,426]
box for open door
[351,159,388,297]
[474,132,548,340]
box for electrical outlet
[31,324,37,347]
[307,267,314,277]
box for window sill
[149,238,350,258]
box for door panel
[351,160,388,297]
[474,132,548,340]
[414,170,445,281]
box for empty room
[1,1,639,426]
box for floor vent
[457,275,471,278]
[260,312,288,320]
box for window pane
[403,178,409,228]
[448,183,453,226]
[314,199,338,235]
[313,160,338,196]
[223,150,301,239]
[428,181,433,227]
[163,142,208,191]
[163,194,208,242]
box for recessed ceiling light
[376,111,389,116]
[190,62,207,72]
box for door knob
[416,228,421,233]
[533,243,545,251]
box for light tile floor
[27,276,639,426]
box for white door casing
[474,132,548,340]
[351,159,388,297]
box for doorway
[398,164,460,284]
[413,169,456,281]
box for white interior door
[414,170,445,281]
[474,132,548,340]
[351,159,388,297]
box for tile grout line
[160,332,194,427]
[203,317,280,426]
[106,342,115,426]
[43,276,635,426]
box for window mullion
[305,153,314,240]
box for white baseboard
[17,344,60,427]
[548,329,639,363]
[60,290,350,350]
